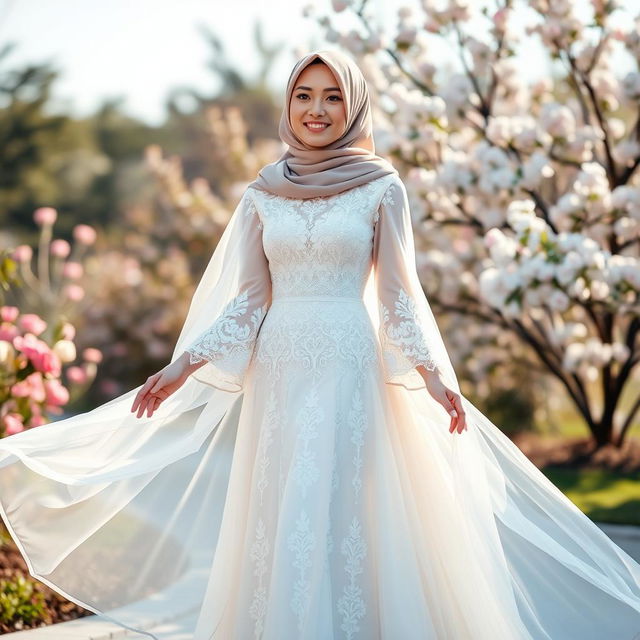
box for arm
[373,177,442,384]
[132,190,272,418]
[183,191,271,389]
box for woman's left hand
[418,366,468,434]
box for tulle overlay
[1,174,640,639]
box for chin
[300,134,339,147]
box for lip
[304,122,330,132]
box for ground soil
[511,432,640,474]
[0,539,92,633]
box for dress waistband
[271,295,364,303]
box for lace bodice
[185,174,438,390]
[254,177,385,300]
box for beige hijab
[249,49,398,199]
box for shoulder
[379,173,406,205]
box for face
[289,62,347,148]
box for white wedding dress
[1,173,640,639]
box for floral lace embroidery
[255,304,377,382]
[348,387,367,503]
[249,517,269,639]
[244,195,263,229]
[292,386,323,499]
[288,509,316,632]
[256,387,279,507]
[337,516,367,639]
[379,288,438,376]
[249,176,392,299]
[186,289,268,372]
[373,178,397,226]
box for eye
[294,93,342,102]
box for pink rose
[62,262,83,279]
[14,334,61,376]
[18,313,47,336]
[63,284,85,301]
[73,224,97,245]
[45,404,64,415]
[12,245,33,263]
[12,372,46,403]
[30,414,47,427]
[34,207,57,226]
[4,413,24,435]
[35,348,62,376]
[50,239,71,258]
[0,306,19,323]
[10,379,30,398]
[66,365,88,384]
[44,379,70,407]
[61,322,76,340]
[0,324,19,342]
[82,347,103,363]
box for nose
[308,97,326,117]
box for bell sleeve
[181,189,271,392]
[373,176,441,389]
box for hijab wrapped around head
[249,49,398,199]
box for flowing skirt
[1,297,640,639]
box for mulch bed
[511,432,640,473]
[0,537,92,633]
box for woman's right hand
[130,352,195,419]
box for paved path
[4,522,640,639]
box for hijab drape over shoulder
[249,49,398,199]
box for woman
[1,49,640,640]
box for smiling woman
[289,58,347,147]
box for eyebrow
[294,85,342,92]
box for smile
[304,123,330,131]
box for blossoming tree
[304,0,640,447]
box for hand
[130,355,191,419]
[418,366,468,435]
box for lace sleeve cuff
[378,288,438,382]
[186,289,269,391]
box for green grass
[541,467,640,525]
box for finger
[131,375,158,413]
[449,408,458,433]
[136,396,148,419]
[136,390,155,419]
[137,378,164,417]
[148,395,162,419]
[131,387,145,413]
[447,397,458,432]
[452,397,467,433]
[149,378,165,395]
[454,403,467,433]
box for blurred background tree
[1,21,283,412]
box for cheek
[288,101,304,127]
[333,104,347,128]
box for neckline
[250,174,395,202]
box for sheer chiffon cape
[1,176,640,639]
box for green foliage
[542,467,640,526]
[0,575,47,625]
[483,387,536,435]
[0,250,22,304]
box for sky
[0,0,340,124]
[0,0,635,126]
